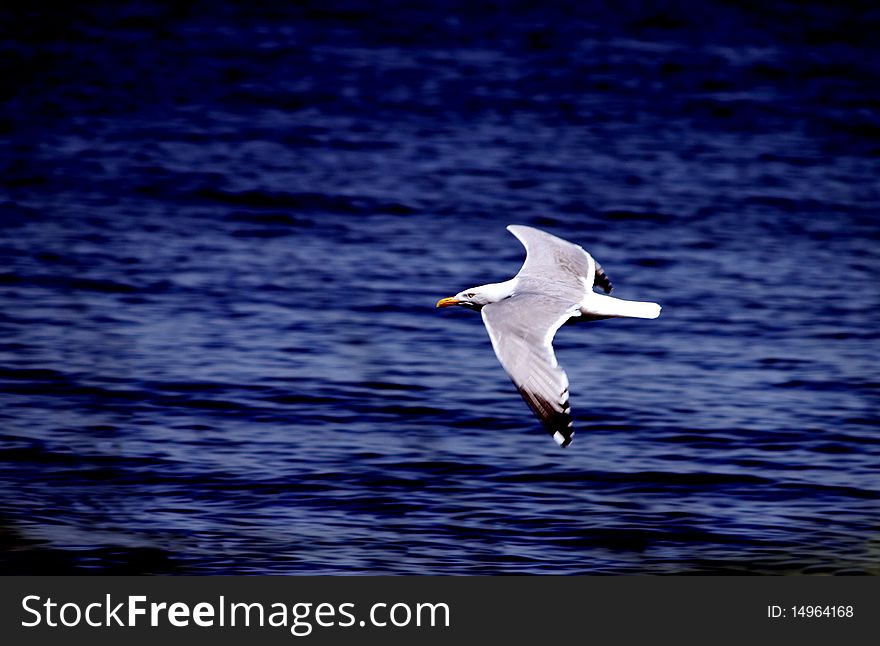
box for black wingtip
[552,429,574,448]
[595,272,614,294]
[594,262,614,294]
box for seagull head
[436,282,514,310]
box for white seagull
[436,225,661,447]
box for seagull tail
[618,299,662,319]
[580,294,661,320]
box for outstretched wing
[481,294,580,447]
[507,224,612,296]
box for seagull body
[436,225,660,448]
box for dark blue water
[1,2,878,574]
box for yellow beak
[435,297,461,308]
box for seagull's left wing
[481,294,580,447]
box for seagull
[436,225,661,448]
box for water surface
[1,2,878,574]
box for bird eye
[466,292,475,298]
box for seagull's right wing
[507,224,612,296]
[481,294,580,447]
